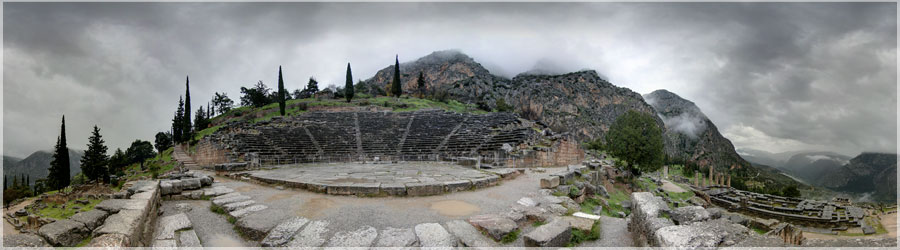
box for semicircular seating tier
[204,110,535,165]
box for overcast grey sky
[3,2,896,158]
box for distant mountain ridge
[821,153,897,202]
[362,50,661,142]
[361,50,802,191]
[3,148,83,186]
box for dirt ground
[660,180,687,193]
[2,197,35,235]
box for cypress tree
[417,72,426,97]
[278,66,286,116]
[391,55,402,98]
[184,76,192,141]
[48,115,70,190]
[173,97,184,143]
[345,63,354,103]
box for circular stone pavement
[236,162,514,196]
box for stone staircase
[173,145,199,170]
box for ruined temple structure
[706,187,866,230]
[194,110,584,168]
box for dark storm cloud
[3,2,895,158]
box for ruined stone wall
[194,139,229,168]
[503,136,585,168]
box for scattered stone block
[376,227,418,247]
[223,200,256,212]
[178,229,202,247]
[524,206,552,222]
[516,197,538,207]
[261,216,309,247]
[468,214,518,241]
[235,208,291,241]
[38,219,89,246]
[155,213,192,240]
[541,176,560,189]
[229,204,268,218]
[3,233,50,247]
[69,209,109,231]
[88,233,130,247]
[672,206,711,225]
[415,222,457,247]
[212,195,251,206]
[524,218,572,247]
[563,216,594,231]
[326,226,378,247]
[573,212,601,220]
[446,220,498,248]
[287,220,330,247]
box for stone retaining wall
[87,180,162,247]
[195,139,230,167]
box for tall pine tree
[278,66,286,116]
[184,76,192,141]
[81,125,109,183]
[48,115,70,190]
[391,55,402,98]
[345,63,354,103]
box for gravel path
[158,200,253,247]
[581,215,635,247]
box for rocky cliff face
[821,153,897,202]
[643,89,750,171]
[362,50,660,141]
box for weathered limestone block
[160,180,183,195]
[178,230,202,247]
[446,220,498,248]
[38,219,89,246]
[212,195,251,206]
[223,200,256,212]
[524,218,572,247]
[380,183,407,196]
[326,183,381,196]
[88,233,130,247]
[69,209,109,231]
[326,226,378,247]
[4,233,50,247]
[628,192,673,246]
[444,180,473,192]
[672,206,711,225]
[155,213,192,240]
[467,214,518,241]
[562,216,595,231]
[229,204,268,218]
[286,220,330,247]
[261,217,309,247]
[516,197,539,207]
[180,178,203,190]
[406,182,444,196]
[235,208,291,241]
[655,219,749,247]
[524,206,552,222]
[376,227,418,247]
[415,222,457,247]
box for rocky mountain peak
[644,89,706,119]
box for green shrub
[500,229,520,244]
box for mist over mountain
[820,153,897,203]
[3,148,84,186]
[643,89,751,172]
